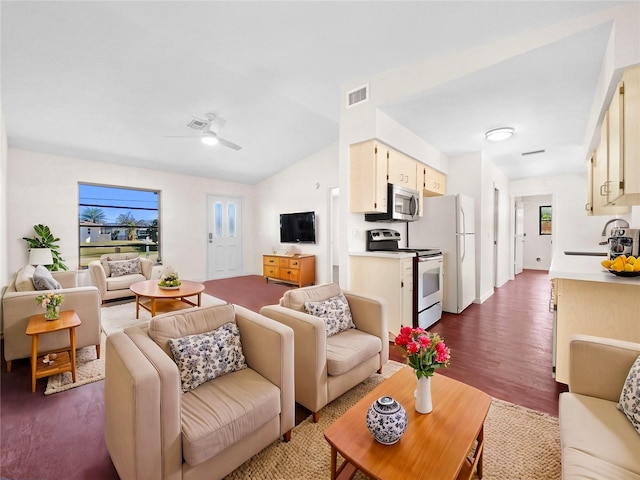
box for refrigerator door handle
[460,206,466,235]
[459,233,465,262]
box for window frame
[78,182,161,269]
[539,205,552,236]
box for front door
[207,195,242,280]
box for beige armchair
[105,303,295,480]
[559,335,640,479]
[88,253,153,303]
[2,270,101,371]
[260,283,388,422]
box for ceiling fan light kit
[485,127,514,142]
[201,132,219,146]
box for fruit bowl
[608,270,640,277]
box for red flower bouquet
[394,326,451,379]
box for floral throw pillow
[618,354,640,435]
[168,322,247,393]
[107,258,142,277]
[304,293,355,337]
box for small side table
[26,310,82,393]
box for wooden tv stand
[263,254,315,287]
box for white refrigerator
[408,194,476,314]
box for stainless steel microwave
[365,184,420,222]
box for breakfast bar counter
[548,253,640,385]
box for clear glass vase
[45,305,60,320]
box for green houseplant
[23,224,68,271]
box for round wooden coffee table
[130,279,205,319]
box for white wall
[520,195,553,270]
[0,112,7,289]
[252,142,339,285]
[6,149,256,283]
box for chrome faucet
[598,218,630,245]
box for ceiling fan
[164,113,242,150]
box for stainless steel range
[367,229,443,329]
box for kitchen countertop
[349,251,416,259]
[549,253,640,285]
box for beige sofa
[105,303,295,480]
[260,283,388,422]
[88,253,153,303]
[559,335,640,479]
[2,270,101,371]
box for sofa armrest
[88,261,107,296]
[260,304,329,412]
[2,286,101,363]
[140,258,154,279]
[568,334,640,402]
[51,270,78,289]
[344,290,389,366]
[106,328,182,480]
[235,305,295,436]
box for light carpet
[44,334,106,395]
[46,294,226,394]
[226,362,561,480]
[100,293,225,336]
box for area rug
[101,293,225,336]
[44,334,106,395]
[226,363,561,480]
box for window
[78,183,160,268]
[539,206,552,235]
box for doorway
[328,187,340,284]
[207,195,243,280]
[514,194,553,273]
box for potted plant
[23,224,68,271]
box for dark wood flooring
[0,270,564,479]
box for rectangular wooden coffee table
[324,367,492,480]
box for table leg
[135,294,140,319]
[151,298,156,317]
[70,327,77,383]
[197,292,201,307]
[31,334,38,393]
[330,445,337,480]
[477,425,485,479]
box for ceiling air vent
[187,118,209,130]
[521,149,546,156]
[347,84,369,108]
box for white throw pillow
[32,265,62,291]
[618,355,640,435]
[168,322,247,393]
[304,293,355,337]
[107,258,142,277]
[15,265,36,291]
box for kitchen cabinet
[387,150,417,190]
[349,139,440,214]
[349,140,388,213]
[421,164,446,197]
[588,64,640,211]
[349,254,414,340]
[263,254,315,287]
[552,277,640,384]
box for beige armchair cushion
[15,265,36,292]
[281,283,341,311]
[181,368,281,466]
[326,328,383,376]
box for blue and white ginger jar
[366,396,408,445]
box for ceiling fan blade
[218,137,242,150]
[163,134,200,138]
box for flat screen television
[280,211,316,244]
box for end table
[26,310,82,393]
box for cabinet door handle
[599,181,612,196]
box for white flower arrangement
[159,266,181,287]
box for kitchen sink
[564,251,607,256]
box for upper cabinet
[421,164,446,197]
[350,139,444,214]
[588,64,640,213]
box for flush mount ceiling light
[201,131,219,146]
[485,127,515,142]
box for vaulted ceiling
[1,1,633,184]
